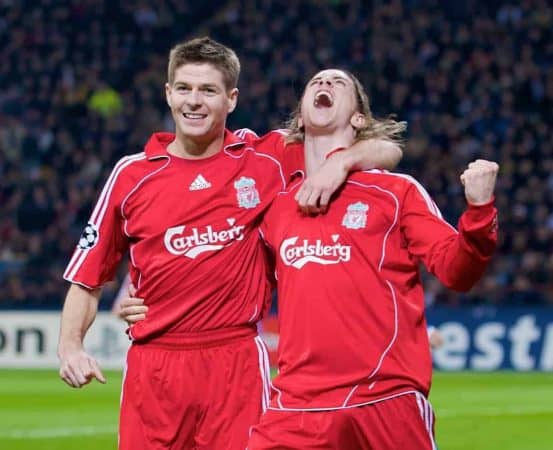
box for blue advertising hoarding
[428,307,553,371]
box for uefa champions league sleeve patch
[77,222,99,250]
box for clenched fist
[460,159,499,205]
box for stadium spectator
[87,81,123,119]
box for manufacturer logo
[78,222,99,250]
[189,174,212,191]
[342,202,369,230]
[164,218,245,258]
[234,176,260,209]
[279,235,351,269]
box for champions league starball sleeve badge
[77,222,99,250]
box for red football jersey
[64,130,287,340]
[261,145,498,410]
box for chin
[309,112,336,126]
[310,119,335,130]
[178,123,210,136]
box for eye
[335,79,347,86]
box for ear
[227,88,239,113]
[350,112,367,129]
[165,82,172,108]
[298,116,304,129]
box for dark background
[0,0,551,310]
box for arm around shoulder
[341,139,403,171]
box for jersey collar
[144,130,246,160]
[222,129,247,151]
[144,132,175,160]
[286,143,306,180]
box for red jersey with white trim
[64,130,287,340]
[261,145,498,410]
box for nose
[186,89,202,107]
[317,78,333,88]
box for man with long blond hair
[247,68,499,449]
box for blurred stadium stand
[0,0,551,311]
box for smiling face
[300,69,362,133]
[165,63,238,144]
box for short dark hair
[167,37,240,90]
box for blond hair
[167,37,240,90]
[285,70,406,145]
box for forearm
[427,159,499,290]
[426,203,498,291]
[58,284,101,357]
[340,139,402,171]
[429,238,492,292]
[296,139,402,214]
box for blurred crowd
[0,0,551,309]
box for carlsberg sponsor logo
[280,235,351,269]
[164,219,245,258]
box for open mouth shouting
[314,91,334,108]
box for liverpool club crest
[234,176,261,209]
[342,202,369,229]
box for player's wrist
[467,195,495,208]
[57,339,85,359]
[325,147,353,173]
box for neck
[303,130,354,175]
[168,129,225,159]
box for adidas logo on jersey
[189,174,212,191]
